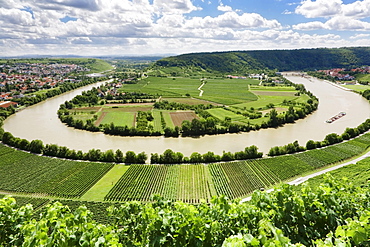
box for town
[0,62,90,110]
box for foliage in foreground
[1,177,370,246]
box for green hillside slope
[153,47,370,73]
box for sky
[1,0,370,57]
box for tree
[136,152,147,164]
[125,151,137,164]
[268,109,279,127]
[190,152,203,163]
[115,149,124,163]
[103,149,116,162]
[28,139,44,154]
[150,153,159,164]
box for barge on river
[326,112,346,123]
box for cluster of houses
[0,62,88,109]
[318,68,356,81]
[3,63,88,77]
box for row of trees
[0,131,147,163]
[268,119,370,156]
[150,146,263,164]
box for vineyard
[1,132,370,203]
[0,145,114,198]
[103,133,370,202]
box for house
[0,101,18,108]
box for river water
[4,74,370,156]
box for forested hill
[153,47,370,73]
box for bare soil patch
[170,111,199,126]
[95,112,107,126]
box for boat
[326,112,346,123]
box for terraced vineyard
[0,145,114,198]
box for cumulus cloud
[295,0,343,18]
[218,3,233,12]
[294,17,370,31]
[0,0,369,56]
[296,0,370,19]
[350,33,370,39]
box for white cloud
[350,33,370,39]
[293,17,370,31]
[343,0,370,18]
[293,21,326,30]
[218,4,233,12]
[295,0,343,18]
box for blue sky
[1,0,370,56]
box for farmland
[1,131,369,205]
[61,76,316,137]
[0,144,113,198]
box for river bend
[4,75,370,156]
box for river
[3,74,370,156]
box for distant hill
[153,47,370,74]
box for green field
[342,84,370,92]
[98,111,136,127]
[162,110,175,128]
[206,108,245,121]
[119,77,260,105]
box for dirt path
[198,82,205,96]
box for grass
[98,111,135,127]
[119,77,260,105]
[356,74,370,83]
[249,85,297,91]
[197,79,259,105]
[162,111,175,128]
[342,84,370,92]
[80,164,129,201]
[152,110,163,132]
[162,97,220,106]
[206,108,245,121]
[233,95,298,110]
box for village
[0,62,89,109]
[318,66,370,82]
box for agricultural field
[206,108,245,121]
[1,132,370,204]
[342,84,370,92]
[100,133,370,202]
[62,75,316,136]
[0,144,114,198]
[170,111,198,126]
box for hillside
[153,47,370,74]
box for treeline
[268,119,370,156]
[0,131,147,163]
[154,47,370,73]
[150,145,262,164]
